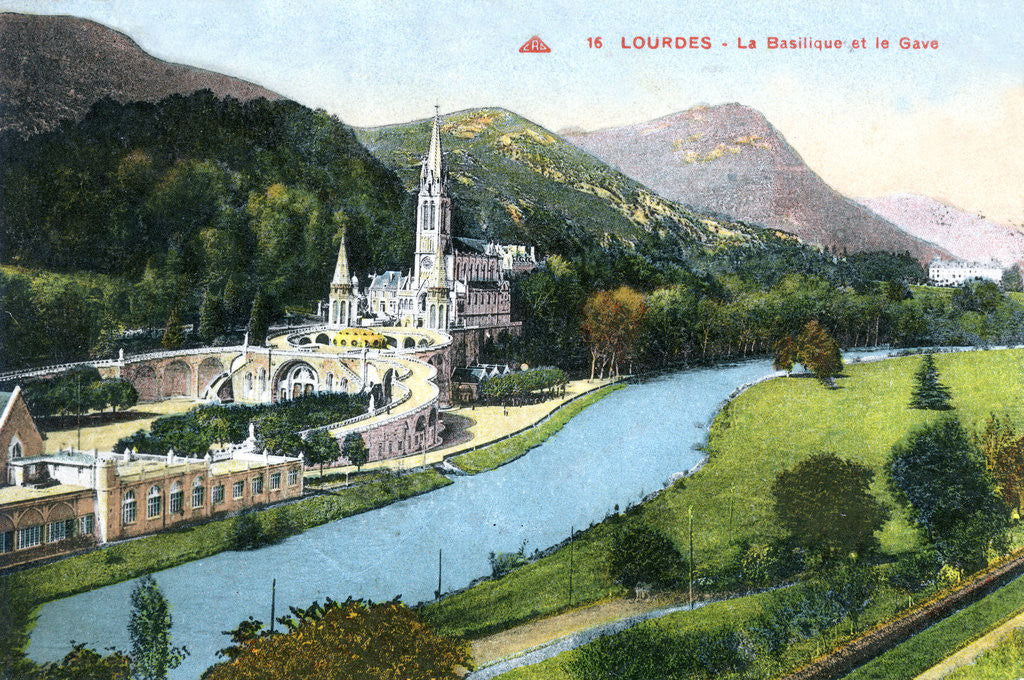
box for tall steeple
[421,105,444,190]
[329,233,357,328]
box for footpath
[915,609,1024,680]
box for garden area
[113,392,369,457]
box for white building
[928,258,1003,286]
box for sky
[2,0,1022,224]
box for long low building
[928,258,1004,286]
[0,386,303,570]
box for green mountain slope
[355,108,771,261]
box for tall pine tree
[247,291,270,347]
[161,309,185,350]
[128,575,187,680]
[909,353,952,410]
[197,287,226,344]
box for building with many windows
[0,386,303,569]
[928,258,1004,286]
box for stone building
[358,109,529,332]
[0,388,303,569]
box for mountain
[861,195,1024,267]
[0,12,281,137]
[562,104,951,263]
[355,108,785,263]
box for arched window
[259,369,267,393]
[10,441,22,459]
[332,300,339,324]
[326,373,334,391]
[169,481,183,514]
[192,478,204,508]
[122,491,136,524]
[147,485,162,519]
[245,373,253,395]
[430,203,436,229]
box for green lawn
[424,350,1024,640]
[450,385,624,474]
[946,629,1024,680]
[847,574,1024,680]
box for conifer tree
[247,291,270,347]
[128,575,186,680]
[198,288,226,344]
[909,353,952,410]
[161,309,185,350]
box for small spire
[332,231,350,285]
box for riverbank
[420,349,1024,667]
[450,384,625,474]
[0,469,450,663]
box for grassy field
[946,629,1024,680]
[450,385,625,474]
[847,574,1024,680]
[423,350,1024,641]
[0,470,451,659]
[42,398,196,452]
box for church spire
[421,106,444,187]
[331,232,350,285]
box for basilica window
[169,481,183,514]
[192,478,205,508]
[147,485,162,518]
[122,491,137,524]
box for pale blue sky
[2,0,1022,221]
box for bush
[232,511,268,551]
[608,522,686,590]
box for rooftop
[0,482,91,505]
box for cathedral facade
[329,110,534,332]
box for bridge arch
[197,357,224,396]
[162,361,192,397]
[134,365,159,401]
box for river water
[27,355,885,678]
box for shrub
[608,522,685,590]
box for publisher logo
[519,36,551,53]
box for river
[27,353,890,678]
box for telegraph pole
[270,578,276,633]
[568,526,574,608]
[436,548,443,599]
[688,506,694,610]
[76,373,82,451]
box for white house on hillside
[928,258,1003,286]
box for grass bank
[946,629,1024,680]
[423,350,1024,642]
[0,470,451,661]
[450,384,625,474]
[847,574,1024,680]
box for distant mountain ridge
[0,12,281,137]
[861,195,1024,267]
[563,104,951,263]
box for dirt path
[915,609,1024,680]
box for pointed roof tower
[331,233,350,286]
[420,105,445,190]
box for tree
[39,645,131,680]
[128,575,187,680]
[198,288,226,344]
[772,454,890,562]
[303,429,340,477]
[909,353,952,410]
[342,432,369,471]
[889,417,1010,570]
[608,521,685,590]
[1001,264,1023,292]
[104,379,139,414]
[796,320,843,386]
[975,413,1024,514]
[246,290,270,347]
[580,287,646,380]
[204,598,470,680]
[772,336,798,374]
[160,308,185,350]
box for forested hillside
[0,92,411,367]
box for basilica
[326,110,536,331]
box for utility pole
[76,373,82,451]
[270,578,276,633]
[436,548,442,599]
[568,525,574,608]
[688,505,694,610]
